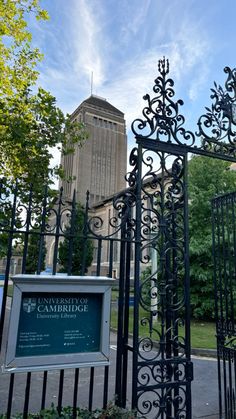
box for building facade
[60,95,127,206]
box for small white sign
[3,275,114,373]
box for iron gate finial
[132,58,236,161]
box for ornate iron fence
[0,182,129,417]
[212,191,236,419]
[1,58,236,418]
[129,58,236,418]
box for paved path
[0,352,219,418]
[0,344,220,417]
[192,355,219,418]
[0,298,220,417]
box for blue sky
[30,0,236,165]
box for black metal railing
[2,58,236,418]
[0,181,128,418]
[212,191,236,419]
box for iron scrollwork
[134,144,189,417]
[131,59,236,419]
[212,190,236,418]
[137,385,187,419]
[132,57,236,160]
[196,67,236,156]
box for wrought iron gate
[0,184,118,417]
[1,59,236,418]
[212,191,236,419]
[130,146,192,418]
[128,59,236,418]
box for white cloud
[70,0,106,88]
[188,65,210,102]
[37,0,108,105]
[99,33,211,135]
[37,0,211,117]
[35,0,212,172]
[120,0,152,42]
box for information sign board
[3,275,114,372]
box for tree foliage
[58,205,93,275]
[0,0,87,185]
[25,231,46,274]
[188,156,236,319]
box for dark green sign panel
[16,292,102,357]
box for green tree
[0,1,88,260]
[58,205,93,275]
[25,230,46,274]
[0,0,87,185]
[188,155,236,319]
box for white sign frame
[3,275,114,373]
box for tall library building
[57,95,129,278]
[60,95,127,206]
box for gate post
[129,142,193,418]
[212,191,236,418]
[129,57,196,417]
[128,58,236,417]
[115,189,134,407]
[132,143,143,411]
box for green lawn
[190,321,216,349]
[111,305,216,349]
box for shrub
[0,403,136,418]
